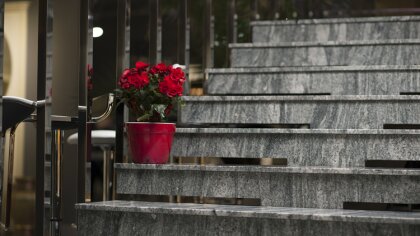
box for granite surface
[175,128,420,135]
[115,165,420,209]
[230,40,420,67]
[250,16,420,25]
[180,95,420,129]
[172,128,420,167]
[115,164,420,176]
[77,16,420,234]
[76,201,420,224]
[251,16,420,43]
[77,201,420,235]
[206,66,420,95]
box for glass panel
[89,0,129,200]
[45,1,53,235]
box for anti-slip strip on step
[115,163,420,176]
[76,201,420,225]
[250,16,420,26]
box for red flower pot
[126,122,176,164]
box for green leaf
[137,113,152,122]
[152,104,167,119]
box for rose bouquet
[116,61,185,122]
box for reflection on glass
[44,1,53,235]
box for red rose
[119,68,149,89]
[150,63,170,75]
[87,64,94,77]
[118,69,130,88]
[135,61,149,71]
[138,71,149,87]
[158,76,183,97]
[169,67,186,84]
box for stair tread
[230,39,420,48]
[183,95,420,101]
[76,201,420,224]
[207,65,420,74]
[115,164,420,176]
[250,16,420,26]
[176,128,420,135]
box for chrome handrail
[91,93,115,123]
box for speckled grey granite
[205,66,420,95]
[77,201,420,224]
[251,16,420,43]
[230,40,420,67]
[115,164,420,209]
[76,201,420,236]
[180,95,420,129]
[172,128,420,167]
[116,164,420,176]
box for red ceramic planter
[126,122,176,164]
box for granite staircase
[77,16,420,235]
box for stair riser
[206,70,420,95]
[77,210,420,236]
[116,169,420,209]
[172,132,420,167]
[180,99,420,129]
[253,21,420,43]
[231,44,420,67]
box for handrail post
[269,0,280,19]
[115,0,128,165]
[203,0,213,71]
[227,0,237,66]
[77,0,89,208]
[149,0,161,65]
[36,0,48,234]
[177,0,190,95]
[251,0,259,21]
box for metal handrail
[91,93,115,123]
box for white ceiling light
[93,27,103,38]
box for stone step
[180,95,420,129]
[172,128,420,168]
[230,40,420,67]
[205,66,420,95]
[251,16,420,43]
[115,164,420,209]
[76,201,420,236]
